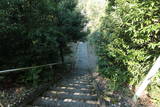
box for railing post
[133,56,160,102]
[49,65,54,83]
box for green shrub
[92,0,160,103]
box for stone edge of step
[33,97,99,107]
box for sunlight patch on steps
[50,91,66,94]
[40,97,99,105]
[64,99,76,102]
[59,86,67,89]
[86,100,99,104]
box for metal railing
[0,43,79,74]
[0,62,62,74]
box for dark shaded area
[0,0,87,70]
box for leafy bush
[0,0,86,85]
[92,0,160,103]
[0,0,86,70]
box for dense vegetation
[0,0,86,70]
[0,0,86,86]
[1,0,160,105]
[91,0,160,104]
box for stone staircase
[28,71,99,107]
[27,42,100,107]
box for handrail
[0,62,61,74]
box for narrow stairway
[29,42,99,107]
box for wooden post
[59,45,64,64]
[49,65,54,82]
[133,56,160,102]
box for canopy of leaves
[0,0,86,70]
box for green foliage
[92,0,160,102]
[23,68,42,86]
[0,0,86,69]
[0,0,86,85]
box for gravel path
[29,42,100,107]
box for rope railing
[0,62,62,74]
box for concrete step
[60,79,93,84]
[60,83,93,87]
[43,91,98,101]
[49,87,96,94]
[52,81,93,87]
[54,84,93,90]
[50,84,95,91]
[26,105,41,107]
[33,98,99,107]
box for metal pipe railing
[0,62,61,74]
[0,43,78,74]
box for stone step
[33,98,99,107]
[26,105,40,107]
[50,85,94,91]
[49,87,96,94]
[58,81,93,86]
[61,79,92,84]
[54,84,93,90]
[61,83,93,87]
[43,91,98,101]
